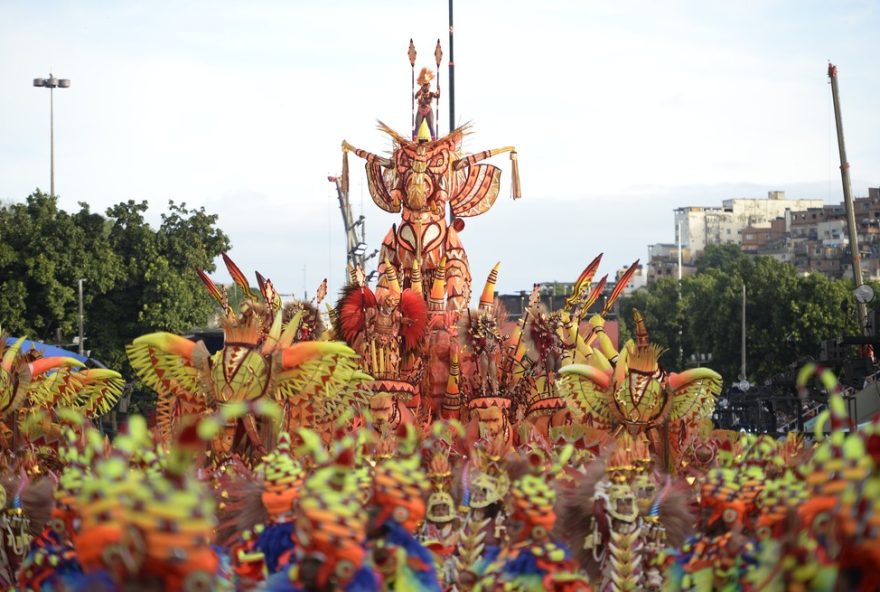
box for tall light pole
[677,220,683,367]
[33,74,71,198]
[740,283,747,382]
[77,278,86,356]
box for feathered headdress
[417,67,434,86]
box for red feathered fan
[399,289,428,352]
[335,284,377,345]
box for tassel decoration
[341,148,350,197]
[510,151,521,199]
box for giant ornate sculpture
[342,119,519,312]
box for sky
[2,0,879,299]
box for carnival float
[2,39,879,592]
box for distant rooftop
[675,191,824,213]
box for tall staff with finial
[434,39,443,134]
[408,39,417,134]
[448,0,455,135]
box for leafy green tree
[681,268,743,378]
[694,243,748,274]
[619,244,858,383]
[0,192,124,339]
[88,200,230,368]
[618,276,688,368]
[0,192,230,413]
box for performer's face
[214,427,235,455]
[370,393,395,427]
[476,407,504,438]
[381,295,399,312]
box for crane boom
[828,63,868,336]
[328,175,367,280]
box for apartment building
[649,188,880,284]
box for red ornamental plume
[334,447,355,469]
[256,271,269,297]
[335,284,377,344]
[602,260,639,317]
[565,253,603,310]
[222,253,257,300]
[399,289,428,352]
[581,275,608,315]
[866,433,880,466]
[177,422,202,449]
[196,268,226,307]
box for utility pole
[677,220,683,283]
[677,220,683,367]
[77,278,86,356]
[828,62,868,336]
[448,0,455,134]
[741,283,747,382]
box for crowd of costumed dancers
[3,44,880,591]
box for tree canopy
[0,191,230,411]
[618,244,861,383]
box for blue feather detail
[19,536,83,591]
[263,565,379,591]
[256,521,296,572]
[382,520,442,591]
[63,570,117,591]
[264,569,300,592]
[211,544,235,585]
[503,549,541,576]
[347,565,381,591]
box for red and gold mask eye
[722,508,739,524]
[335,559,356,583]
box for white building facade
[673,191,823,259]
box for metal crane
[328,175,376,283]
[828,63,869,336]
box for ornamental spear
[434,39,443,134]
[408,39,417,133]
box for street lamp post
[77,278,86,357]
[33,74,70,198]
